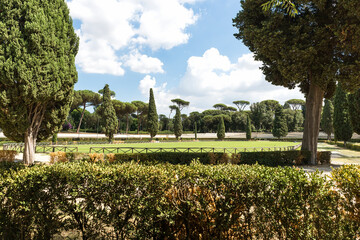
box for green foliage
[99,84,118,142]
[171,98,190,111]
[194,122,198,140]
[285,99,305,110]
[52,133,58,144]
[147,88,158,140]
[348,89,360,134]
[261,0,298,17]
[0,0,78,146]
[1,161,358,239]
[217,116,225,140]
[233,100,250,111]
[321,99,334,139]
[333,84,353,143]
[272,106,288,138]
[174,108,183,140]
[246,114,252,140]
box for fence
[90,144,301,154]
[3,143,78,153]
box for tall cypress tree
[100,84,118,143]
[147,88,158,140]
[194,122,198,140]
[321,99,334,140]
[272,106,288,139]
[333,84,353,144]
[174,108,183,140]
[246,114,252,140]
[0,0,79,164]
[217,116,225,140]
[348,89,360,134]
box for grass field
[61,140,299,153]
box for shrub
[0,150,17,162]
[0,162,358,239]
[88,153,104,163]
[50,152,68,164]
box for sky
[66,0,304,115]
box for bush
[49,152,68,164]
[0,162,358,239]
[0,150,17,162]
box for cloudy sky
[67,0,304,114]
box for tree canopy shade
[285,99,305,110]
[233,100,250,111]
[147,88,158,140]
[73,90,101,133]
[171,98,189,111]
[0,0,79,164]
[99,85,118,142]
[321,99,334,140]
[233,0,360,164]
[333,84,353,144]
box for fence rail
[3,144,78,153]
[89,145,300,154]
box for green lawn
[61,140,299,153]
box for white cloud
[138,48,304,114]
[67,0,199,75]
[124,50,164,74]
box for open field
[65,140,299,153]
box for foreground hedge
[0,162,358,239]
[64,150,331,166]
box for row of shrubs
[0,161,358,239]
[50,150,331,166]
[327,141,360,151]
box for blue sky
[67,0,303,114]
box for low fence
[3,144,78,153]
[90,144,302,154]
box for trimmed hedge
[0,162,358,239]
[0,150,17,162]
[328,141,360,151]
[64,150,330,166]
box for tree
[123,102,137,134]
[132,101,148,134]
[233,100,250,111]
[321,99,334,140]
[333,84,353,145]
[147,88,158,140]
[98,89,116,98]
[217,117,226,140]
[272,106,288,139]
[174,108,183,140]
[0,0,79,164]
[250,102,266,130]
[285,99,305,110]
[73,90,101,133]
[246,114,252,140]
[225,106,238,112]
[213,103,228,111]
[233,0,360,164]
[99,85,118,142]
[348,90,360,134]
[171,98,190,111]
[261,0,298,17]
[194,122,198,140]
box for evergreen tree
[217,117,226,140]
[333,84,353,144]
[194,122,198,140]
[272,107,288,139]
[321,99,334,140]
[147,88,158,140]
[100,84,118,143]
[348,89,360,134]
[0,0,79,164]
[174,108,183,140]
[246,114,252,140]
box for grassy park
[62,140,299,153]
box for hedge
[328,141,360,151]
[62,150,331,166]
[0,162,358,239]
[0,150,17,162]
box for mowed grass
[64,140,299,153]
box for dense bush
[0,150,17,162]
[0,162,358,239]
[328,141,360,151]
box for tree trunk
[77,103,86,133]
[301,82,324,165]
[24,129,36,165]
